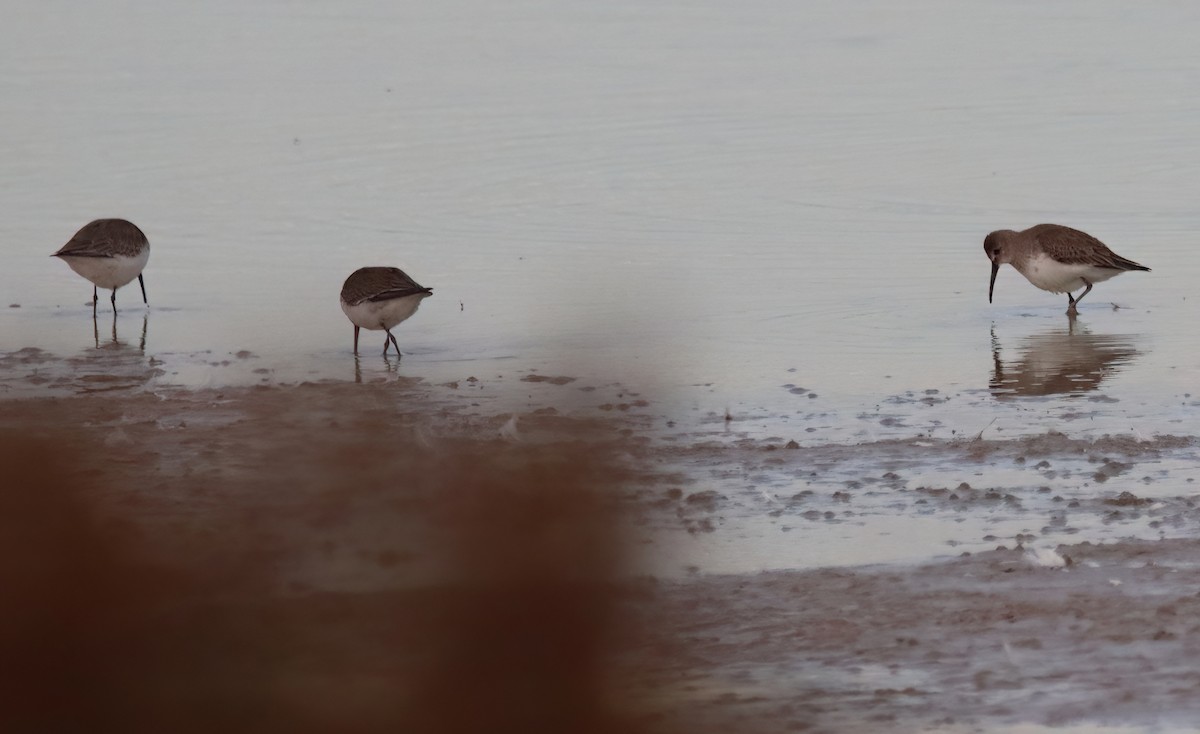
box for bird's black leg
[388,331,402,357]
[382,329,391,356]
[353,325,360,354]
[92,285,98,315]
[1073,279,1094,306]
[138,274,147,305]
[110,289,117,314]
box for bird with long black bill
[984,224,1149,313]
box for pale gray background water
[3,1,1200,570]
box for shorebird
[339,266,433,356]
[52,219,149,314]
[985,224,1149,313]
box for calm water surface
[3,1,1200,568]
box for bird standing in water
[339,266,433,356]
[984,224,1149,313]
[52,219,150,314]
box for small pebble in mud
[8,304,18,308]
[956,482,972,491]
[1105,491,1150,507]
[1035,461,1051,469]
[785,439,799,449]
[519,374,576,385]
[685,490,722,511]
[808,393,818,399]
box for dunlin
[340,266,433,356]
[52,219,149,314]
[985,224,1149,313]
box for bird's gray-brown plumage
[984,224,1149,313]
[340,266,433,356]
[52,218,150,314]
[339,266,432,306]
[53,219,149,259]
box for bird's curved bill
[988,260,999,303]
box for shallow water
[4,1,1200,572]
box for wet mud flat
[626,539,1200,733]
[3,354,1200,731]
[0,372,660,733]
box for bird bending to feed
[52,218,150,314]
[984,224,1149,313]
[340,266,433,356]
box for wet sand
[632,542,1200,733]
[4,354,1200,731]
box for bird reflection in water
[352,352,401,384]
[990,315,1141,397]
[92,311,148,353]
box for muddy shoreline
[3,357,1200,731]
[632,540,1200,733]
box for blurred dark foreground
[0,428,674,734]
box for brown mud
[2,354,1200,731]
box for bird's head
[984,230,1016,303]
